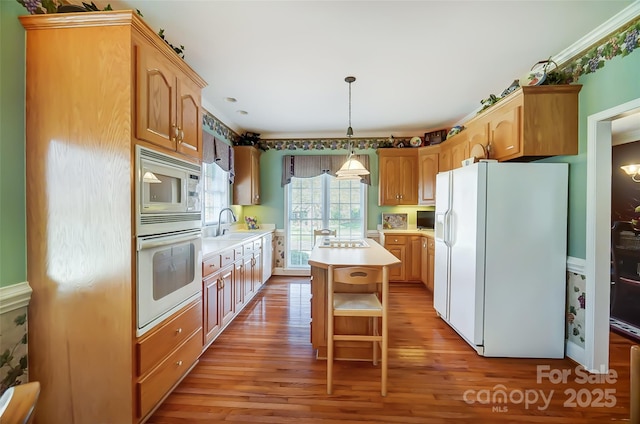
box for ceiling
[95,0,634,139]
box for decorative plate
[470,143,487,160]
[519,70,546,87]
[410,136,422,147]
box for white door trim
[586,97,640,373]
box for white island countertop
[308,238,401,269]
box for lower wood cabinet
[202,232,273,350]
[135,299,203,420]
[420,236,435,291]
[383,234,422,282]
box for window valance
[203,130,235,183]
[281,154,371,186]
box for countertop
[308,238,401,269]
[202,229,274,258]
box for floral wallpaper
[274,233,285,269]
[0,307,28,395]
[566,272,586,348]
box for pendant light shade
[337,76,369,177]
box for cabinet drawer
[243,242,254,255]
[253,239,262,250]
[234,246,243,260]
[221,249,234,267]
[137,328,202,419]
[203,254,221,277]
[384,235,407,245]
[136,299,202,376]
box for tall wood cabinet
[377,148,418,205]
[233,146,261,205]
[418,146,439,206]
[20,11,206,424]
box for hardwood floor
[148,276,635,423]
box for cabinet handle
[176,360,183,367]
[175,327,182,335]
[179,128,184,141]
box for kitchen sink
[217,232,255,240]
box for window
[285,174,366,268]
[202,161,230,225]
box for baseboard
[272,267,311,277]
[0,281,32,315]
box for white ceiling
[95,0,634,139]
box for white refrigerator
[434,161,568,358]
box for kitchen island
[308,238,400,361]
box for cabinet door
[399,155,418,205]
[385,245,405,281]
[489,104,521,161]
[418,150,439,205]
[450,138,469,170]
[136,43,177,151]
[378,154,402,205]
[407,236,422,281]
[420,237,429,288]
[427,238,435,292]
[243,255,254,298]
[219,266,234,326]
[233,147,261,205]
[176,77,202,160]
[203,274,221,346]
[439,145,452,172]
[253,251,263,290]
[234,261,244,311]
[250,148,261,204]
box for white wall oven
[135,146,203,336]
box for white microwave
[136,146,202,236]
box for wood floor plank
[148,277,634,423]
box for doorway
[586,97,640,373]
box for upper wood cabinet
[136,37,205,161]
[418,146,439,206]
[233,146,261,205]
[449,135,470,170]
[465,85,582,162]
[377,148,418,205]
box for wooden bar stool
[327,265,389,396]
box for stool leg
[381,266,389,396]
[373,317,378,366]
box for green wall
[545,52,640,259]
[0,2,26,288]
[242,149,433,231]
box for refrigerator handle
[444,211,452,247]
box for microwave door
[141,162,187,213]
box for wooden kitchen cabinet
[418,146,439,206]
[472,85,582,162]
[420,236,435,291]
[136,41,204,161]
[383,235,407,281]
[203,257,234,349]
[20,11,207,424]
[233,146,262,205]
[378,148,418,205]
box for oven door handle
[137,232,201,251]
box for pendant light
[336,76,369,178]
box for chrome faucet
[216,207,237,236]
